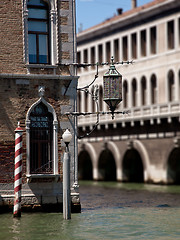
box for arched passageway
[98,149,116,181]
[78,151,93,180]
[123,149,144,183]
[167,148,180,184]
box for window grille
[30,102,53,174]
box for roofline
[77,0,180,44]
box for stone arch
[141,76,147,105]
[78,142,97,179]
[122,148,144,183]
[167,69,175,102]
[122,140,150,182]
[98,147,116,181]
[26,97,57,122]
[133,140,150,172]
[167,148,180,184]
[26,94,58,175]
[78,151,93,180]
[150,73,157,104]
[132,78,137,107]
[105,141,121,181]
[25,0,56,9]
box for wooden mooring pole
[13,122,23,218]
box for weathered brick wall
[0,77,71,184]
[0,142,14,183]
[0,0,25,74]
[0,78,68,141]
[0,0,80,211]
[0,0,73,73]
[0,0,77,191]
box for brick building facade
[0,0,80,212]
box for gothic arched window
[26,96,58,176]
[30,102,53,173]
[27,0,49,64]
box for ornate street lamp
[61,56,131,137]
[60,57,131,220]
[103,56,122,119]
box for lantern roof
[104,56,122,77]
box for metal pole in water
[62,129,72,220]
[14,122,23,218]
[63,144,71,220]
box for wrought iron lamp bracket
[61,58,133,138]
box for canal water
[0,181,180,240]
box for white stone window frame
[22,0,58,66]
[26,96,58,177]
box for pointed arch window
[26,97,58,176]
[27,0,50,64]
[30,102,53,173]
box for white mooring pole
[62,129,72,220]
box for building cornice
[77,0,180,44]
[0,73,79,81]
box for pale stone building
[77,0,180,184]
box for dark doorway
[123,149,144,183]
[78,151,93,180]
[168,148,180,184]
[98,149,116,181]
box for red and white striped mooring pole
[13,122,23,217]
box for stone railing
[78,101,180,128]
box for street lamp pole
[61,56,131,218]
[62,129,72,220]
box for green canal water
[0,182,180,240]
